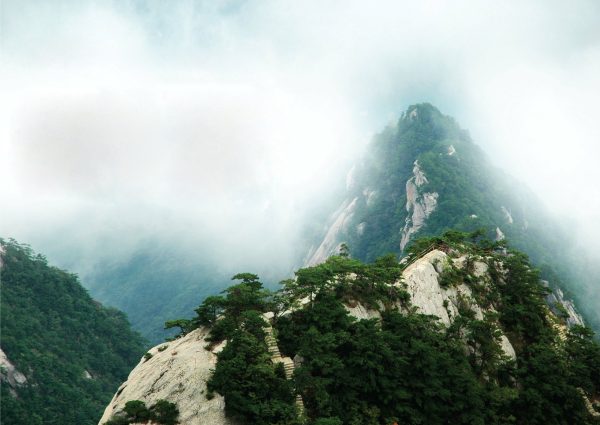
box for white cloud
[1,0,600,278]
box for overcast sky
[1,0,600,276]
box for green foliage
[166,273,299,424]
[150,399,180,425]
[194,295,226,326]
[81,239,280,344]
[437,261,466,288]
[512,343,589,424]
[164,318,196,339]
[287,253,406,311]
[207,314,297,425]
[105,399,179,425]
[490,251,551,346]
[166,273,273,343]
[564,325,600,395]
[277,292,491,424]
[123,400,152,422]
[0,239,146,425]
[314,418,343,425]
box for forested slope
[0,239,146,425]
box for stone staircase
[263,315,305,415]
[579,388,600,418]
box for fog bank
[2,0,600,292]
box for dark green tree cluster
[104,399,179,425]
[207,311,298,425]
[277,292,501,424]
[486,249,600,424]
[172,274,299,424]
[0,239,146,425]
[281,253,407,312]
[165,273,271,342]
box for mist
[2,0,600,306]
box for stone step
[295,394,305,412]
[264,323,304,419]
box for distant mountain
[307,103,597,330]
[0,239,146,425]
[80,241,270,344]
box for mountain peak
[400,103,444,124]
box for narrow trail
[263,317,305,414]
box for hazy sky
[2,0,600,277]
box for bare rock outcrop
[501,206,514,224]
[495,227,505,241]
[400,161,439,251]
[98,328,234,425]
[343,250,517,360]
[0,347,28,396]
[306,197,358,266]
[344,301,382,321]
[401,250,516,360]
[544,283,585,328]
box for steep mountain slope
[100,234,600,425]
[81,239,297,344]
[0,239,146,425]
[83,243,227,344]
[307,103,597,329]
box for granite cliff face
[0,347,28,397]
[306,197,358,266]
[399,161,438,251]
[545,283,585,328]
[99,327,234,425]
[401,249,516,359]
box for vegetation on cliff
[104,399,179,425]
[170,232,600,425]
